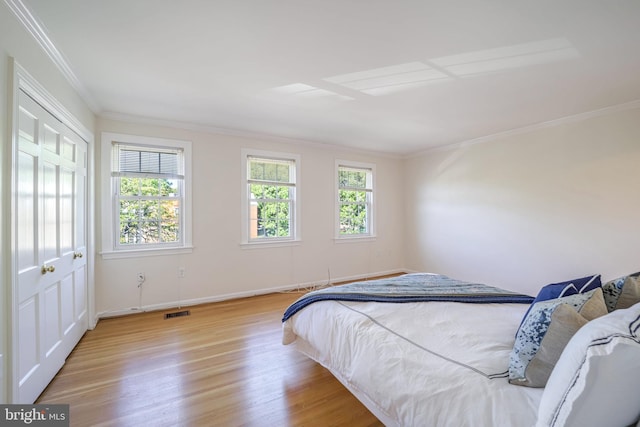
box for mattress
[283,299,544,426]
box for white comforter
[283,299,543,427]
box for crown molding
[409,99,640,159]
[99,111,404,160]
[13,60,94,142]
[4,0,100,113]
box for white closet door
[14,90,88,403]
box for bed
[282,273,640,427]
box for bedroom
[1,0,639,424]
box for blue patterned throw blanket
[282,273,534,322]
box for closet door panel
[13,90,88,403]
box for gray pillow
[602,272,640,312]
[508,288,607,387]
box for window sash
[246,155,297,242]
[338,197,372,235]
[338,167,371,186]
[337,163,374,237]
[112,143,185,248]
[114,177,184,248]
[248,156,295,184]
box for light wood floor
[37,291,384,427]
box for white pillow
[536,302,640,427]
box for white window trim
[100,132,193,259]
[240,148,301,247]
[335,159,376,241]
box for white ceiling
[18,0,640,155]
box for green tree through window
[338,164,373,236]
[248,156,295,240]
[119,177,180,244]
[112,142,184,248]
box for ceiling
[16,0,640,155]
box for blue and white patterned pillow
[602,272,640,312]
[509,288,607,387]
[517,275,601,332]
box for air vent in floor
[164,310,190,319]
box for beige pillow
[603,272,640,311]
[509,288,607,387]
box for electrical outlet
[137,272,145,283]
[178,267,185,278]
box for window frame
[100,132,193,259]
[241,148,301,247]
[335,160,376,240]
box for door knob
[41,264,55,274]
[74,252,83,259]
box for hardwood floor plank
[37,291,384,426]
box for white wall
[1,2,95,403]
[404,106,640,295]
[95,117,405,316]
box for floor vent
[164,310,190,319]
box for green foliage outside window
[338,168,370,235]
[250,161,290,183]
[119,177,180,244]
[250,184,291,237]
[249,158,294,239]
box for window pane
[340,203,368,234]
[120,177,140,196]
[138,220,159,243]
[159,200,179,221]
[338,170,348,187]
[352,171,366,188]
[256,201,290,238]
[120,220,140,244]
[249,159,291,183]
[159,179,179,197]
[276,164,290,182]
[259,201,277,237]
[139,199,159,218]
[339,189,367,203]
[275,185,290,200]
[251,184,291,201]
[250,162,265,181]
[339,168,368,189]
[120,199,139,218]
[140,179,160,196]
[263,163,278,181]
[256,218,265,237]
[250,184,265,200]
[160,220,179,242]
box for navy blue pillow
[517,274,601,332]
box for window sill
[333,235,377,244]
[100,246,194,260]
[240,239,302,250]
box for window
[336,161,375,238]
[241,149,300,245]
[101,133,192,257]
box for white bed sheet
[283,299,543,427]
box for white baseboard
[95,268,407,320]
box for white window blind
[112,143,184,179]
